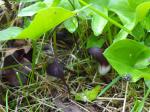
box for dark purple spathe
[88,47,109,66]
[46,58,64,79]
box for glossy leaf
[136,1,150,22]
[84,0,109,8]
[108,0,135,24]
[59,0,81,10]
[18,2,48,17]
[114,23,135,42]
[132,23,145,40]
[108,0,136,40]
[17,7,75,40]
[0,27,23,41]
[64,17,78,33]
[128,0,147,8]
[43,0,61,7]
[59,0,80,33]
[91,7,108,36]
[82,0,135,40]
[140,11,150,30]
[104,39,150,82]
[75,85,101,102]
[59,0,74,10]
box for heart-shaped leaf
[75,85,101,102]
[17,7,75,40]
[91,6,108,36]
[0,7,75,41]
[104,39,150,82]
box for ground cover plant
[0,0,150,111]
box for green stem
[5,90,9,112]
[136,87,150,112]
[78,0,132,35]
[107,23,113,44]
[98,75,121,96]
[30,40,37,83]
[53,31,57,57]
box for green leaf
[17,7,75,40]
[135,88,150,112]
[108,0,137,40]
[64,17,78,33]
[18,2,48,17]
[84,0,109,8]
[114,23,135,42]
[136,1,150,22]
[59,0,81,10]
[91,7,108,36]
[0,27,23,41]
[132,23,145,40]
[50,0,61,6]
[145,79,150,88]
[104,39,150,82]
[44,0,60,6]
[59,0,74,10]
[130,99,141,112]
[108,0,135,24]
[86,35,105,48]
[140,11,150,30]
[81,0,135,40]
[75,85,101,102]
[128,0,148,8]
[144,35,150,46]
[82,1,109,36]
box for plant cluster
[0,0,150,111]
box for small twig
[70,99,91,112]
[102,94,117,112]
[122,81,129,112]
[61,77,70,97]
[97,97,124,101]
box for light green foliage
[18,0,61,17]
[18,2,48,17]
[0,7,75,41]
[75,85,101,102]
[86,35,105,48]
[59,0,80,33]
[136,1,150,22]
[18,7,75,40]
[83,0,150,41]
[64,17,78,33]
[140,11,150,30]
[132,23,145,40]
[91,7,108,36]
[104,39,150,82]
[80,0,109,36]
[0,27,23,41]
[145,79,150,88]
